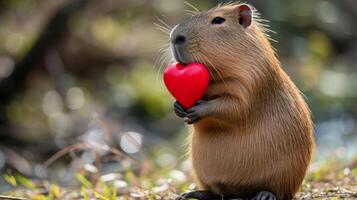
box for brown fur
[172,3,314,200]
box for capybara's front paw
[184,100,208,124]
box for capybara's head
[170,3,277,81]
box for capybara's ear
[235,4,252,28]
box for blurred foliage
[0,0,357,196]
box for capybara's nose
[173,35,186,45]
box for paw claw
[184,115,201,124]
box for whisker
[156,29,170,35]
[153,15,174,82]
[154,43,172,82]
[154,23,170,32]
[156,47,172,82]
[156,28,170,35]
[158,43,170,49]
[184,9,199,16]
[184,1,200,13]
[156,17,172,30]
[155,29,170,36]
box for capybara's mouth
[171,44,191,65]
[172,50,187,65]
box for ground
[2,160,357,200]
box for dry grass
[2,158,357,200]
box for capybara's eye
[211,17,225,24]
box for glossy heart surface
[163,62,210,109]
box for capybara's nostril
[174,35,186,45]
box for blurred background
[0,0,357,193]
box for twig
[43,142,138,168]
[0,195,27,200]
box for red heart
[163,62,210,109]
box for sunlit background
[0,0,357,193]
